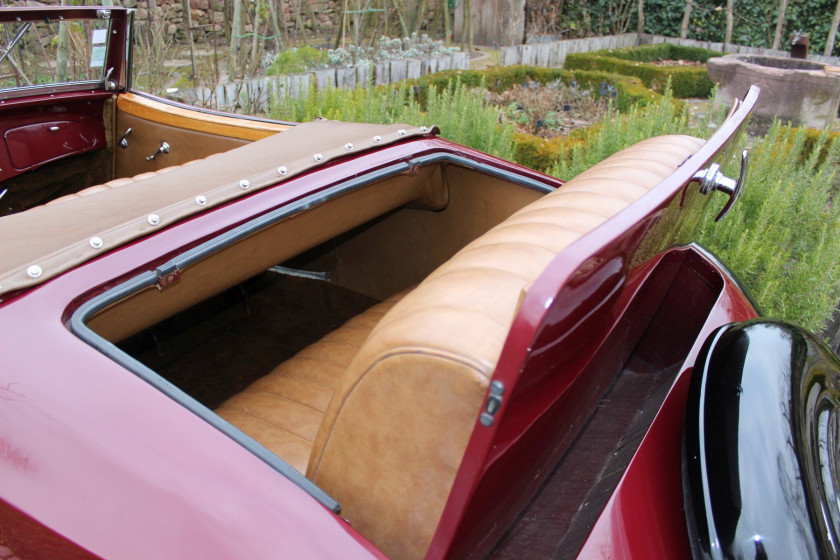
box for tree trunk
[637,0,644,34]
[410,0,427,34]
[464,0,472,51]
[826,0,840,56]
[680,0,691,39]
[267,0,285,50]
[56,20,69,82]
[443,0,451,43]
[725,0,733,45]
[230,0,243,78]
[772,0,788,50]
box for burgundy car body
[0,7,774,560]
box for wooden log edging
[173,51,470,112]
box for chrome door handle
[146,141,170,162]
[118,127,132,149]
[693,149,748,222]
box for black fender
[683,320,840,559]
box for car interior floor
[118,271,379,410]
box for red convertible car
[2,6,838,560]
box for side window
[0,17,111,92]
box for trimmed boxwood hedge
[412,65,659,112]
[563,43,721,98]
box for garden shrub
[696,125,840,332]
[413,66,659,112]
[270,80,515,160]
[544,88,840,333]
[563,43,721,98]
[267,46,329,75]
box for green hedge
[411,65,659,113]
[563,43,721,98]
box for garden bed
[563,43,721,98]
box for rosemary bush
[548,90,840,332]
[270,80,515,160]
[697,125,840,332]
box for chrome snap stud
[373,135,382,143]
[89,237,104,249]
[27,265,42,278]
[278,166,288,176]
[239,179,250,190]
[147,214,160,226]
[398,129,406,136]
[195,195,207,206]
[345,143,354,151]
[314,153,324,162]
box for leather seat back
[305,135,706,560]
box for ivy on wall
[527,0,840,57]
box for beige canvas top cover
[0,120,438,296]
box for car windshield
[0,15,111,91]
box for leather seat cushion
[215,289,409,474]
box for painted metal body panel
[0,137,555,558]
[577,250,759,559]
[430,88,759,559]
[0,9,780,556]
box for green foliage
[541,88,840,332]
[267,46,329,76]
[269,80,515,160]
[414,66,659,112]
[564,44,720,98]
[546,87,713,178]
[696,125,840,332]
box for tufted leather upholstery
[45,162,199,206]
[219,134,705,559]
[215,290,409,474]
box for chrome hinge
[480,381,505,427]
[692,149,749,222]
[97,9,111,19]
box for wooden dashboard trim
[116,93,292,141]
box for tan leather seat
[215,289,409,474]
[45,162,199,206]
[220,135,706,559]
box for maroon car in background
[1,7,837,560]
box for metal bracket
[479,381,505,427]
[692,149,749,222]
[97,9,111,19]
[156,264,181,290]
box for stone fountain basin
[707,54,840,129]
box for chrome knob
[693,149,748,222]
[146,141,170,162]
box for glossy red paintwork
[577,256,758,559]
[0,137,553,559]
[0,13,761,553]
[0,98,107,179]
[428,88,759,559]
